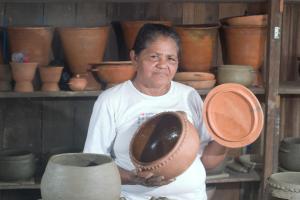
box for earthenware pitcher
[41,153,121,200]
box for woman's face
[131,36,179,89]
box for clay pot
[237,154,263,171]
[41,153,121,200]
[267,172,300,200]
[120,20,172,50]
[130,111,200,180]
[0,64,12,91]
[279,137,300,172]
[10,62,38,92]
[91,61,136,84]
[0,149,36,181]
[174,24,219,72]
[68,75,88,91]
[39,66,63,92]
[58,26,109,90]
[179,80,216,89]
[7,27,54,66]
[173,72,215,81]
[217,65,255,87]
[220,25,267,70]
[220,15,268,26]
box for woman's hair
[132,23,181,56]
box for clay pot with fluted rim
[174,24,219,72]
[7,26,54,66]
[130,111,200,180]
[41,153,121,200]
[58,26,109,90]
[0,64,12,91]
[10,62,38,92]
[68,74,88,91]
[39,66,63,92]
[120,20,172,50]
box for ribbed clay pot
[0,64,12,91]
[130,111,200,180]
[41,153,121,200]
[39,66,63,92]
[174,24,219,72]
[10,62,38,92]
[58,27,109,90]
[0,149,36,181]
[120,20,172,50]
[279,137,300,171]
[7,27,54,66]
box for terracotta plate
[203,83,264,148]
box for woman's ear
[130,50,137,65]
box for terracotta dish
[220,15,267,26]
[130,111,200,180]
[91,61,136,84]
[174,72,215,81]
[179,79,216,89]
[203,83,264,148]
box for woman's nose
[157,57,168,69]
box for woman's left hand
[137,171,175,187]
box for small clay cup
[39,66,63,92]
[68,75,88,91]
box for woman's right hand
[118,166,175,187]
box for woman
[84,23,227,200]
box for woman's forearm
[201,141,227,170]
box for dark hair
[132,23,181,56]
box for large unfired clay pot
[41,153,121,200]
[7,27,54,66]
[174,24,219,72]
[279,137,300,171]
[130,111,200,180]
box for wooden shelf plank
[206,169,261,184]
[279,81,300,95]
[0,179,40,190]
[0,0,267,3]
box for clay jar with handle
[10,62,38,92]
[7,26,54,66]
[120,20,172,50]
[279,137,300,171]
[130,111,200,180]
[39,66,63,92]
[68,74,88,91]
[174,24,219,72]
[0,64,12,91]
[41,153,121,200]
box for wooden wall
[0,2,266,200]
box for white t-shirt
[84,80,212,200]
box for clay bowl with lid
[174,72,215,81]
[130,111,200,180]
[203,83,264,148]
[91,61,136,85]
[220,14,267,26]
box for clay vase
[0,64,12,91]
[174,24,219,72]
[68,74,88,91]
[120,20,172,50]
[279,137,300,171]
[7,27,54,66]
[10,62,38,92]
[0,149,36,181]
[41,153,121,200]
[39,66,63,92]
[130,111,200,180]
[58,27,109,90]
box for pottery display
[220,14,268,26]
[68,75,88,91]
[203,83,264,148]
[130,111,200,180]
[279,137,300,172]
[217,65,255,87]
[10,62,38,92]
[267,172,300,200]
[39,66,63,92]
[41,153,121,200]
[0,149,36,181]
[58,26,109,90]
[174,24,219,72]
[0,64,12,91]
[179,79,216,89]
[120,20,172,50]
[7,27,54,66]
[91,61,136,84]
[173,72,215,81]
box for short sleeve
[83,94,117,155]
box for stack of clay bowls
[220,15,267,86]
[173,72,216,89]
[279,137,300,172]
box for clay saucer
[203,83,264,148]
[174,72,215,81]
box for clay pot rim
[121,20,172,24]
[90,61,132,66]
[7,26,54,30]
[217,65,254,70]
[268,172,300,192]
[280,137,300,149]
[130,112,187,166]
[203,83,264,148]
[222,24,267,29]
[174,24,220,29]
[0,149,34,161]
[10,62,38,66]
[39,66,64,69]
[57,26,110,31]
[220,14,267,25]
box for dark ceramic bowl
[0,149,36,181]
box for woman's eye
[149,55,159,61]
[168,57,178,63]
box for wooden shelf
[206,169,261,184]
[0,179,40,190]
[0,0,267,3]
[279,81,300,95]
